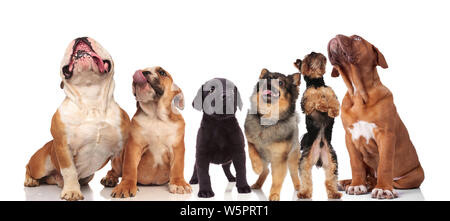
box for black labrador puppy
[190,78,251,198]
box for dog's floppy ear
[373,45,388,69]
[235,87,243,111]
[172,83,185,110]
[259,68,269,79]
[331,67,340,77]
[293,59,302,72]
[60,81,64,89]
[192,85,204,111]
[289,73,301,86]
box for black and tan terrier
[294,52,341,199]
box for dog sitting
[293,52,341,199]
[107,66,191,198]
[189,78,251,198]
[24,37,131,201]
[328,34,424,199]
[244,69,301,201]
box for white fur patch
[371,188,398,199]
[348,121,377,144]
[346,185,367,195]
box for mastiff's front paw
[371,188,398,199]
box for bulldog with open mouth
[24,37,131,201]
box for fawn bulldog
[24,37,131,201]
[110,67,191,198]
[328,34,424,199]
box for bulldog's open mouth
[62,37,111,79]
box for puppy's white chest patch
[348,121,377,144]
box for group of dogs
[24,35,424,201]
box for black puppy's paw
[237,185,251,194]
[189,178,199,185]
[198,190,215,198]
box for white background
[0,0,448,201]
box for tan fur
[111,67,191,198]
[25,37,130,201]
[302,87,340,118]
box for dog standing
[294,52,341,199]
[108,67,191,197]
[189,78,251,198]
[24,37,130,201]
[244,69,301,201]
[328,34,424,199]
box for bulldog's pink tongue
[133,70,147,84]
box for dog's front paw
[297,191,312,199]
[100,175,118,187]
[371,188,398,199]
[346,185,368,195]
[169,179,192,194]
[61,188,84,201]
[251,183,262,189]
[269,193,280,201]
[327,191,342,199]
[24,174,39,187]
[198,189,215,198]
[237,185,251,194]
[111,180,137,198]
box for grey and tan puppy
[244,69,301,201]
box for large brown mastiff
[327,34,424,199]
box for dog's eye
[279,80,284,86]
[158,69,167,76]
[354,36,362,41]
[209,86,215,93]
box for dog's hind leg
[298,148,314,199]
[189,164,198,184]
[393,164,424,189]
[101,154,123,187]
[288,146,301,191]
[222,161,236,182]
[25,140,55,187]
[322,143,342,199]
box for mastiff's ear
[172,83,184,110]
[331,67,340,77]
[235,87,243,111]
[192,85,204,111]
[373,45,388,69]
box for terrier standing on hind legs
[294,52,342,199]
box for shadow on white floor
[24,180,425,201]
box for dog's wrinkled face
[294,52,327,78]
[192,78,242,117]
[60,37,113,86]
[328,34,388,77]
[132,66,184,110]
[250,69,300,123]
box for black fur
[189,78,250,198]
